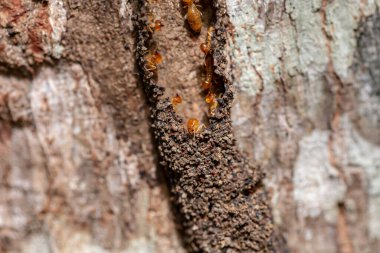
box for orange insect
[171,94,182,106]
[200,27,214,55]
[201,53,213,90]
[147,12,164,33]
[182,0,202,33]
[144,51,163,71]
[187,118,203,134]
[205,92,218,113]
[148,20,164,32]
[200,43,209,55]
[205,92,215,104]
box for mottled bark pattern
[227,1,380,253]
[353,9,380,145]
[0,0,379,252]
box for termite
[205,92,218,113]
[171,94,182,107]
[146,12,164,33]
[182,0,202,33]
[200,27,214,90]
[200,27,214,55]
[187,118,203,134]
[144,51,163,71]
[148,20,164,33]
[201,53,213,90]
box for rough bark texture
[0,0,379,253]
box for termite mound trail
[146,0,215,122]
[134,0,276,252]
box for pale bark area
[228,1,380,252]
[0,0,379,253]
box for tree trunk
[0,0,379,252]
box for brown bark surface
[0,0,379,253]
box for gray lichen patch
[351,9,380,145]
[135,0,275,252]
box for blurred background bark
[0,0,379,252]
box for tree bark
[0,0,379,253]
